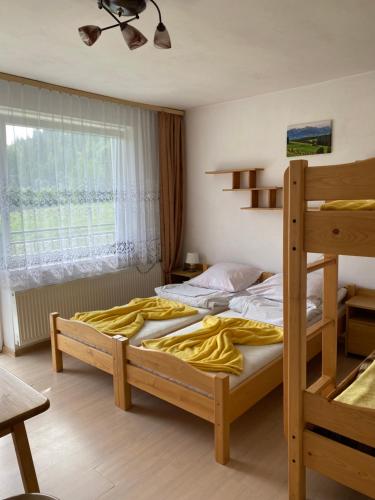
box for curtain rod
[0,72,185,117]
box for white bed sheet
[229,289,347,326]
[151,304,346,390]
[65,305,225,347]
[129,305,225,346]
[155,283,244,309]
[163,310,283,389]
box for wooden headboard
[259,271,275,282]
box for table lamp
[184,252,200,271]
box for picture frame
[287,120,332,157]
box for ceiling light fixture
[78,0,171,50]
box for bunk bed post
[286,159,308,500]
[50,312,63,372]
[113,336,132,411]
[283,166,290,437]
[322,254,339,387]
[214,373,230,465]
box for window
[0,81,160,291]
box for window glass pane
[5,125,116,265]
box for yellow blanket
[321,200,375,211]
[72,297,198,338]
[142,315,283,375]
[335,360,375,409]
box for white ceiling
[1,0,375,109]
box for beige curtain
[159,112,185,282]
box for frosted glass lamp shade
[121,23,148,50]
[154,22,171,49]
[78,25,102,46]
[185,252,200,265]
[185,252,200,270]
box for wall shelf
[206,168,283,210]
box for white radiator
[5,264,163,350]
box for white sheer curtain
[0,80,160,291]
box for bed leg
[113,336,132,411]
[50,313,63,372]
[214,374,230,465]
[289,466,305,500]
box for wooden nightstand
[346,294,375,356]
[169,264,208,284]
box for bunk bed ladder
[320,254,338,392]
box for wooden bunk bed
[50,269,336,464]
[284,157,375,499]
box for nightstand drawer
[347,319,375,356]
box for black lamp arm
[149,0,162,24]
[100,15,139,31]
[101,3,122,25]
[101,22,121,32]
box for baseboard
[1,338,51,357]
[2,344,16,357]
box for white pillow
[246,271,323,302]
[188,262,262,293]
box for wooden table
[0,367,50,493]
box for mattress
[61,305,225,348]
[163,310,283,389]
[128,305,225,346]
[229,289,347,327]
[148,304,347,390]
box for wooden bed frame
[284,157,375,499]
[50,267,338,464]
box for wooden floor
[0,346,370,500]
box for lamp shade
[78,25,102,46]
[121,23,148,50]
[185,252,200,265]
[154,22,171,49]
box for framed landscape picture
[287,120,332,157]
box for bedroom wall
[184,71,375,287]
